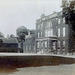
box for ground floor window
[37,42,40,48]
[26,46,28,51]
[58,41,60,49]
[29,45,31,51]
[52,42,56,50]
[41,41,43,47]
[63,41,65,51]
[45,41,47,47]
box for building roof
[0,37,18,43]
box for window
[26,46,28,51]
[48,31,50,37]
[63,41,65,47]
[63,27,65,37]
[18,43,21,48]
[33,45,35,50]
[41,23,43,29]
[41,41,43,47]
[47,21,52,28]
[38,33,40,38]
[49,21,52,27]
[58,28,60,37]
[56,18,58,20]
[45,30,50,37]
[45,30,48,37]
[63,18,65,23]
[52,42,56,50]
[29,46,31,50]
[38,25,40,29]
[45,41,47,47]
[58,41,60,48]
[45,29,53,37]
[37,42,40,48]
[61,12,62,15]
[51,29,53,36]
[47,22,50,28]
[63,41,65,51]
[58,19,60,24]
[41,32,42,37]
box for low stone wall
[0,55,75,68]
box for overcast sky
[0,0,62,37]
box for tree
[0,32,4,37]
[10,34,15,38]
[16,26,28,40]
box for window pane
[51,29,53,36]
[45,30,48,37]
[38,33,40,38]
[37,42,40,48]
[58,41,60,47]
[41,23,43,29]
[63,18,65,23]
[41,32,42,37]
[63,41,65,51]
[58,28,60,37]
[63,27,65,37]
[58,19,60,24]
[48,31,50,37]
[41,42,43,47]
[45,41,47,47]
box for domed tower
[16,26,28,53]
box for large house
[35,12,70,54]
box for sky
[0,0,62,37]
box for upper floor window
[48,31,50,37]
[61,12,62,15]
[45,30,48,37]
[63,18,65,23]
[41,23,43,29]
[49,21,52,27]
[38,33,40,38]
[58,28,60,37]
[47,21,52,28]
[51,29,53,36]
[41,32,42,37]
[58,19,60,24]
[41,41,43,47]
[56,18,58,20]
[33,45,35,50]
[38,25,40,29]
[37,42,40,48]
[63,27,65,37]
[45,29,53,37]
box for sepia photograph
[0,0,75,75]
